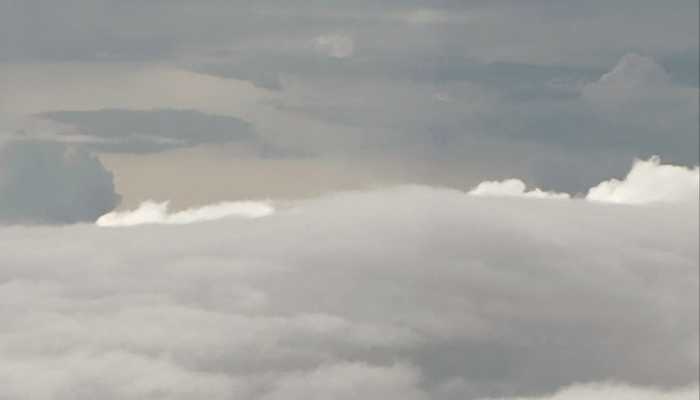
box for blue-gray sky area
[0,2,698,399]
[1,0,698,213]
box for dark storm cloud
[0,140,120,224]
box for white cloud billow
[0,186,696,399]
[96,200,274,227]
[468,179,570,200]
[586,156,699,205]
[468,157,699,205]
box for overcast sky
[1,0,698,212]
[0,1,698,399]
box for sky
[0,1,698,399]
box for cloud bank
[0,186,696,399]
[96,200,274,227]
[0,140,120,224]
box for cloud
[96,200,274,227]
[477,382,699,400]
[314,34,354,59]
[468,179,570,200]
[1,52,696,201]
[587,53,671,93]
[581,53,695,108]
[261,363,428,400]
[0,140,120,224]
[581,55,698,157]
[2,0,696,68]
[36,109,258,154]
[397,9,450,25]
[586,156,699,205]
[0,351,243,400]
[467,158,698,205]
[0,186,696,398]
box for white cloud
[478,382,699,400]
[586,156,699,205]
[0,186,696,398]
[314,34,355,59]
[468,179,570,199]
[96,200,274,227]
[467,158,699,205]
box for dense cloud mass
[0,0,697,398]
[0,187,697,399]
[0,140,120,224]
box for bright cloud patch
[586,156,699,205]
[468,158,699,205]
[96,200,274,227]
[468,179,570,199]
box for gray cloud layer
[0,187,697,398]
[0,140,120,224]
[0,1,697,398]
[1,0,697,202]
[37,109,257,153]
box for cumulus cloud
[96,200,274,227]
[0,186,696,399]
[586,156,699,205]
[468,179,570,200]
[0,140,120,224]
[468,158,699,205]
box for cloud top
[468,157,698,205]
[586,156,699,205]
[96,200,274,227]
[0,140,120,224]
[468,179,570,200]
